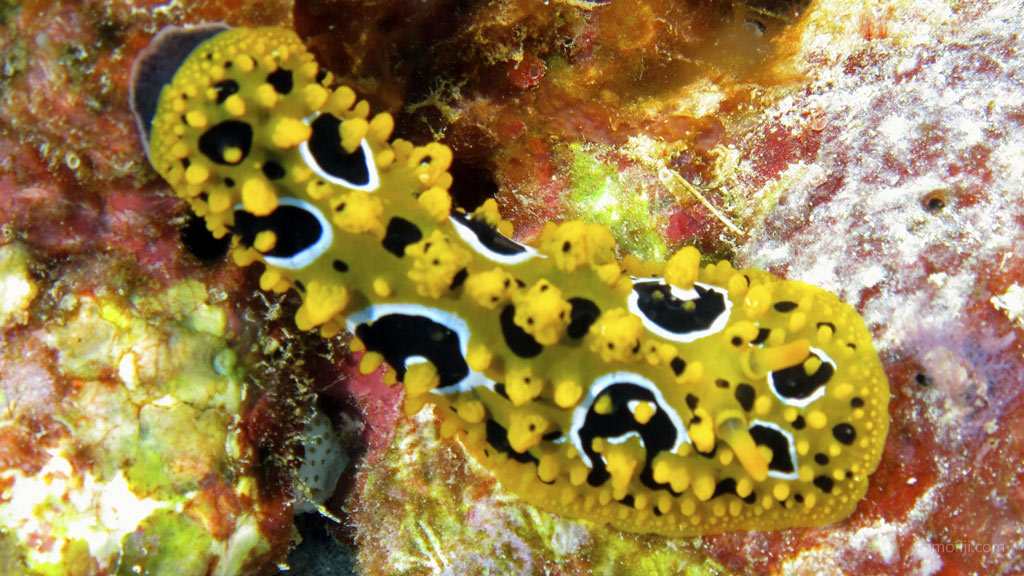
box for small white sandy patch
[879,114,914,149]
[0,243,37,327]
[910,537,944,576]
[991,283,1024,327]
[849,521,900,564]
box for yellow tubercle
[207,190,231,213]
[601,439,642,500]
[589,308,645,363]
[232,246,260,267]
[241,178,279,216]
[222,146,244,164]
[538,453,561,483]
[466,345,493,372]
[306,180,331,200]
[513,280,571,346]
[553,379,583,409]
[692,474,716,502]
[807,410,828,430]
[507,410,551,453]
[184,163,210,185]
[440,419,460,439]
[185,109,208,128]
[631,401,656,425]
[292,165,312,184]
[375,149,396,170]
[303,83,329,110]
[359,352,384,375]
[688,407,716,454]
[417,187,452,222]
[772,483,791,502]
[352,100,370,119]
[404,362,440,397]
[328,86,357,115]
[455,399,486,424]
[368,112,395,144]
[817,322,835,344]
[744,284,773,318]
[724,321,760,346]
[465,267,517,309]
[235,53,255,72]
[320,319,343,339]
[472,199,503,227]
[253,230,277,253]
[727,273,749,297]
[753,395,773,416]
[804,354,822,375]
[259,269,283,292]
[224,93,246,117]
[595,262,622,286]
[832,382,854,400]
[505,368,545,407]
[653,453,690,493]
[665,245,701,289]
[676,360,704,386]
[406,230,472,299]
[294,281,349,331]
[272,117,312,148]
[789,311,808,333]
[340,118,368,153]
[409,142,453,187]
[372,278,392,298]
[332,190,384,236]
[256,83,279,108]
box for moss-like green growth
[566,143,667,261]
[116,510,215,575]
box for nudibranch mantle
[132,25,890,536]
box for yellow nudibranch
[132,25,890,536]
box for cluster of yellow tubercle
[145,26,889,536]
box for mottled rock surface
[1,0,1021,574]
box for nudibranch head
[133,25,455,339]
[135,25,890,537]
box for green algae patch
[566,143,667,261]
[32,540,94,576]
[137,402,233,491]
[136,278,228,338]
[116,509,215,575]
[591,532,732,576]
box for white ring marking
[626,278,732,343]
[345,303,495,395]
[569,372,690,469]
[448,215,540,265]
[243,197,333,270]
[766,346,836,408]
[750,420,800,480]
[298,113,380,192]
